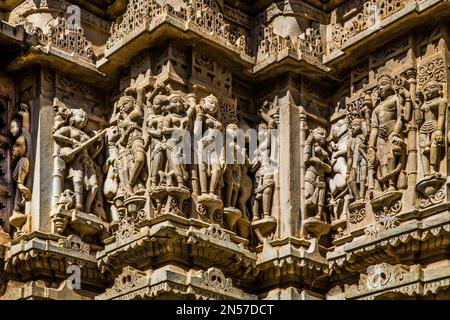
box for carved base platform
[52,208,109,238]
[236,217,251,239]
[3,232,110,290]
[149,186,191,217]
[303,217,330,240]
[370,190,403,218]
[9,211,27,230]
[223,207,242,230]
[123,195,147,215]
[97,214,257,282]
[196,193,223,224]
[416,174,446,209]
[252,216,277,243]
[330,215,348,245]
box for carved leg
[262,185,273,218]
[252,198,260,221]
[85,183,98,214]
[150,151,164,188]
[224,170,233,207]
[73,177,84,211]
[430,141,440,174]
[348,170,358,200]
[199,163,208,194]
[209,166,221,195]
[129,142,145,188]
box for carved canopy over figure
[53,107,104,215]
[367,68,411,194]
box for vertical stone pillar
[298,107,307,238]
[277,80,301,239]
[30,68,55,233]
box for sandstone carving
[0,0,449,301]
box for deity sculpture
[302,126,332,240]
[223,124,244,231]
[194,94,225,221]
[161,93,193,188]
[415,80,447,205]
[103,124,120,224]
[9,103,32,235]
[347,118,368,202]
[367,69,410,195]
[251,101,279,243]
[224,124,244,209]
[116,88,146,197]
[304,127,332,221]
[146,93,167,190]
[367,68,411,218]
[417,80,446,177]
[53,108,105,215]
[328,114,350,223]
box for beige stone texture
[0,0,449,300]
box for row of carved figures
[51,84,279,244]
[8,68,447,244]
[304,67,448,240]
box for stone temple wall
[0,0,449,300]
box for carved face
[10,119,21,137]
[313,128,327,145]
[121,97,134,113]
[378,79,394,99]
[204,95,219,115]
[152,95,166,114]
[169,95,183,114]
[71,109,88,129]
[424,81,441,100]
[350,118,362,136]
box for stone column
[30,68,55,233]
[277,78,302,239]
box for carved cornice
[3,234,109,288]
[340,261,450,299]
[97,215,258,281]
[328,212,450,274]
[98,265,257,300]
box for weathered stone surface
[0,0,449,300]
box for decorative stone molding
[99,265,257,300]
